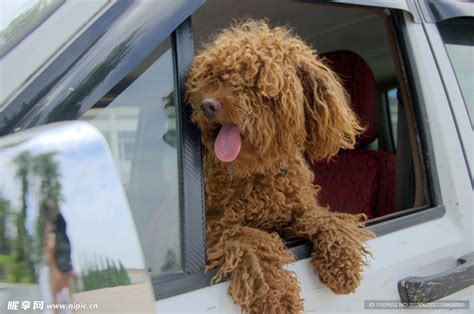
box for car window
[437,17,474,126]
[80,38,181,277]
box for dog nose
[200,98,221,119]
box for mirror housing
[0,122,155,312]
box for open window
[191,0,438,252]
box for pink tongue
[214,124,241,162]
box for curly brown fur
[186,20,375,313]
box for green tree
[32,152,62,260]
[1,0,51,44]
[6,151,64,283]
[0,196,11,255]
[80,256,130,291]
[0,195,12,280]
[12,152,35,283]
[118,260,130,286]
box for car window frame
[151,17,208,299]
[164,2,446,297]
[366,9,445,227]
[419,15,473,183]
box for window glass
[118,131,136,161]
[437,17,474,126]
[386,88,398,148]
[192,1,406,221]
[80,38,181,277]
[0,0,64,54]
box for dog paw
[310,221,373,294]
[229,267,303,314]
[311,245,365,294]
[264,269,303,314]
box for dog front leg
[289,210,375,294]
[206,225,303,314]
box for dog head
[186,20,363,176]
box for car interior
[192,0,429,221]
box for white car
[0,0,472,313]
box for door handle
[398,252,474,303]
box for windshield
[437,17,474,126]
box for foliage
[0,151,62,283]
[0,0,54,45]
[81,256,130,291]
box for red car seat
[312,50,396,218]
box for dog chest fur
[203,151,318,233]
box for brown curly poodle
[185,20,375,314]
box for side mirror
[0,122,155,312]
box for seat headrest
[320,50,378,146]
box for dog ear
[295,51,364,161]
[255,57,308,155]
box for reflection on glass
[80,38,182,276]
[386,88,398,148]
[0,0,64,51]
[438,17,474,125]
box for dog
[185,20,375,314]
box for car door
[155,0,473,312]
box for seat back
[321,50,378,146]
[312,50,396,218]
